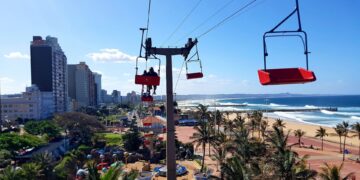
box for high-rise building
[93,73,102,105]
[67,62,97,109]
[30,36,68,113]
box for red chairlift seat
[141,95,153,102]
[135,56,161,86]
[135,75,160,86]
[258,0,316,86]
[185,44,203,80]
[186,72,203,79]
[258,68,316,85]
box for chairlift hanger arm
[269,0,302,33]
[138,28,148,58]
[263,0,309,70]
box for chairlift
[135,56,161,86]
[185,44,203,80]
[258,0,316,85]
[141,95,153,102]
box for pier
[179,104,337,113]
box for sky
[0,0,359,95]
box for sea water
[180,95,360,127]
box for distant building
[67,62,97,109]
[0,85,54,121]
[93,73,102,105]
[125,91,140,104]
[30,36,68,113]
[112,90,121,104]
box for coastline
[228,113,360,147]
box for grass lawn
[97,133,123,146]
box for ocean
[179,95,360,127]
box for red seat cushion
[258,68,316,85]
[186,72,203,79]
[135,75,160,86]
[141,96,153,102]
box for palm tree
[315,127,328,151]
[248,118,258,138]
[293,155,317,179]
[212,145,226,180]
[196,104,210,122]
[294,129,306,148]
[224,119,235,137]
[19,162,43,180]
[267,126,293,179]
[260,120,269,141]
[333,124,345,153]
[87,161,124,180]
[319,163,354,180]
[0,166,22,180]
[273,118,286,128]
[251,111,263,138]
[214,110,222,134]
[351,122,360,159]
[101,165,123,180]
[191,122,211,172]
[341,121,350,161]
[222,157,251,180]
[31,152,53,178]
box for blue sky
[0,0,359,95]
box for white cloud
[87,49,136,63]
[4,52,30,60]
[93,70,103,75]
[0,77,15,83]
[0,77,28,94]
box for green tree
[87,161,124,180]
[123,130,142,152]
[340,121,350,161]
[213,110,222,134]
[273,118,286,128]
[18,162,43,180]
[294,129,306,148]
[260,120,269,141]
[266,126,316,179]
[191,122,211,172]
[54,112,105,145]
[250,111,263,138]
[0,133,45,153]
[319,163,354,180]
[0,166,22,180]
[351,122,360,159]
[222,157,251,180]
[24,120,61,141]
[31,152,54,178]
[333,124,345,153]
[0,150,12,168]
[213,144,226,180]
[196,104,210,122]
[53,155,77,180]
[315,126,328,151]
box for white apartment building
[0,85,54,121]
